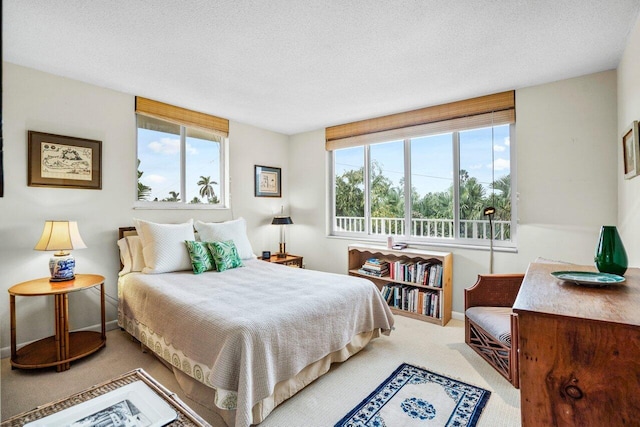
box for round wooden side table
[9,274,106,372]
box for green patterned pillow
[184,241,216,274]
[207,240,243,272]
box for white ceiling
[4,1,640,135]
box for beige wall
[618,13,640,265]
[0,58,628,352]
[289,70,619,315]
[0,63,289,353]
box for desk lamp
[272,207,293,258]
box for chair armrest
[464,274,524,309]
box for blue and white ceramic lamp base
[49,254,76,282]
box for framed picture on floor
[28,131,102,189]
[254,165,281,197]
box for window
[331,125,513,246]
[134,97,229,208]
[334,146,365,231]
[327,91,515,247]
[459,125,512,242]
[370,140,405,235]
[410,133,454,238]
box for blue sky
[335,125,510,196]
[137,128,221,202]
[139,124,510,202]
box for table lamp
[34,220,87,282]
[272,208,293,258]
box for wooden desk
[9,274,106,372]
[513,263,640,426]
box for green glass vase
[594,226,628,276]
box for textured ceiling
[4,1,640,135]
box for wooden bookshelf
[348,244,452,326]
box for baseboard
[1,320,120,360]
[451,311,464,321]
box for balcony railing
[335,216,511,241]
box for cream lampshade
[35,220,87,282]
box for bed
[117,218,394,427]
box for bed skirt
[173,329,377,426]
[119,312,378,426]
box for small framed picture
[622,121,640,180]
[28,131,102,189]
[254,165,281,197]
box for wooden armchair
[464,274,524,388]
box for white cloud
[493,158,510,171]
[148,137,180,154]
[494,144,506,152]
[469,163,483,170]
[147,137,198,155]
[145,174,167,184]
[503,136,510,146]
[186,143,198,155]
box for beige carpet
[1,316,521,426]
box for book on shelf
[359,258,389,277]
[379,283,441,319]
[364,259,388,267]
[387,260,443,287]
[362,263,388,271]
[380,284,394,304]
[426,264,443,288]
[358,268,387,277]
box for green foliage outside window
[335,163,511,238]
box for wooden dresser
[513,262,640,426]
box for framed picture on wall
[254,165,281,197]
[0,137,4,197]
[28,131,102,189]
[622,120,639,180]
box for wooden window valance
[135,97,229,137]
[325,91,515,150]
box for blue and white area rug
[335,363,491,427]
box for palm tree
[138,181,152,201]
[459,177,486,221]
[137,159,152,200]
[162,191,180,202]
[335,168,364,217]
[197,176,218,203]
[490,175,511,221]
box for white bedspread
[119,259,394,427]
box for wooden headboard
[118,227,137,271]
[118,226,137,240]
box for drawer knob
[565,385,583,400]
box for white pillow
[194,217,255,260]
[117,235,145,276]
[134,218,195,274]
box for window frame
[329,123,517,249]
[133,114,229,210]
